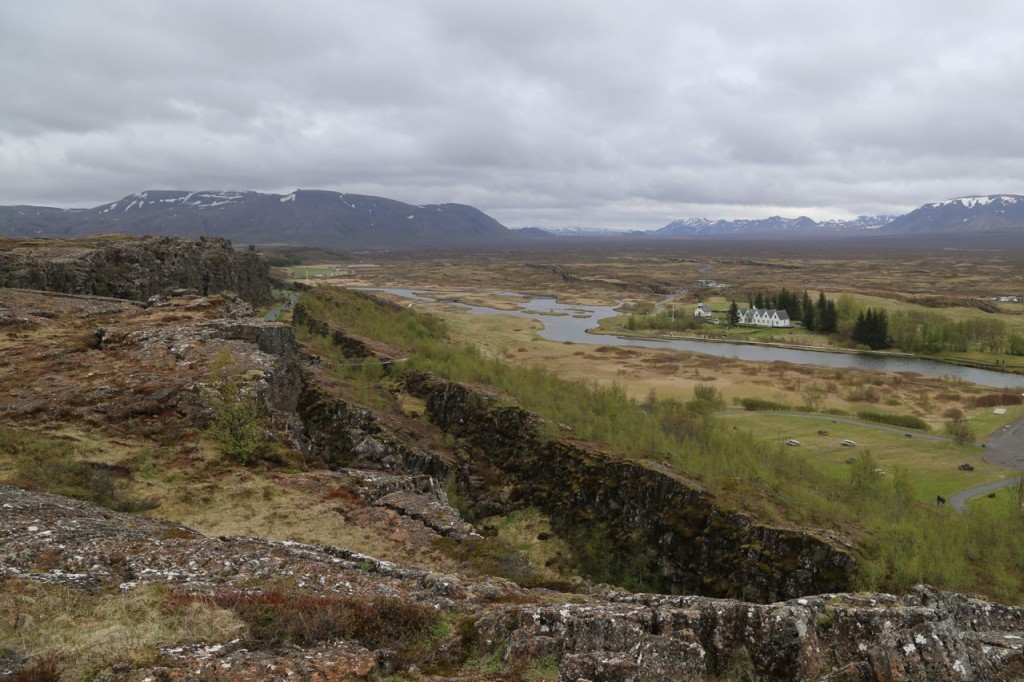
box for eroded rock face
[1,485,1022,681]
[404,372,858,603]
[0,235,271,304]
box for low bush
[7,655,63,682]
[856,410,930,431]
[844,385,881,403]
[739,397,789,411]
[165,589,441,664]
[972,393,1024,408]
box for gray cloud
[2,0,1023,228]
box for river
[354,287,1024,390]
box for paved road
[949,476,1022,512]
[264,293,298,321]
[761,410,1024,512]
[981,415,1024,469]
[948,415,1024,511]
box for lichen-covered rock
[0,235,271,304]
[1,485,1022,681]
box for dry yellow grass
[0,580,243,680]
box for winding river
[355,287,1024,390]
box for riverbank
[587,324,1024,378]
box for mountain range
[0,189,512,250]
[1,191,1022,248]
[879,195,1024,233]
[652,214,893,237]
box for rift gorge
[1,225,1024,680]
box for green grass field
[718,411,1012,503]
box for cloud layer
[3,0,1023,228]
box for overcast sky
[2,1,1023,228]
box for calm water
[354,287,1024,389]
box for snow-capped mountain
[880,195,1024,234]
[0,190,512,249]
[654,215,891,236]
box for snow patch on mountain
[927,195,1023,209]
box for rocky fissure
[402,371,857,603]
[0,235,271,304]
[2,242,1024,680]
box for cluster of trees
[851,308,891,349]
[624,308,700,332]
[1011,335,1024,356]
[802,291,838,333]
[738,289,838,333]
[888,310,1008,354]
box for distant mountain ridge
[2,191,1023,247]
[0,189,513,249]
[654,215,892,236]
[879,194,1024,233]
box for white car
[841,439,856,447]
[785,439,801,446]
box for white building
[738,307,791,328]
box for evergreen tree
[728,301,740,326]
[852,311,868,346]
[853,308,890,349]
[754,292,765,309]
[811,294,838,334]
[871,309,890,349]
[801,291,815,330]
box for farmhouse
[738,307,792,328]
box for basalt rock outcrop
[404,372,858,603]
[0,235,271,304]
[2,484,1022,681]
[0,288,297,437]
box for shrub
[972,393,1024,408]
[739,397,789,411]
[166,589,440,663]
[205,351,266,464]
[844,385,881,403]
[945,414,976,445]
[856,410,930,431]
[7,655,63,682]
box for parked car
[785,439,801,446]
[817,429,829,436]
[958,463,975,471]
[841,439,856,447]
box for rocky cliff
[402,372,857,603]
[0,235,271,304]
